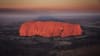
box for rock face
[19,21,82,38]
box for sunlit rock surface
[19,21,82,38]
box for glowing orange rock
[19,21,83,38]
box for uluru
[19,21,83,38]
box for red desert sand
[19,21,83,38]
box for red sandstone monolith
[19,21,82,38]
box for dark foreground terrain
[0,35,100,56]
